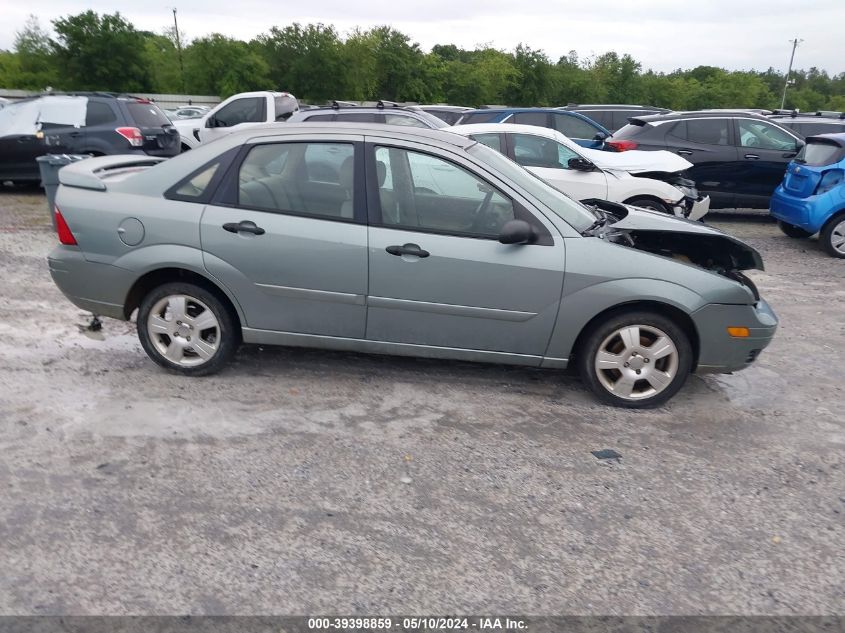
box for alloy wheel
[146,294,220,367]
[593,324,679,400]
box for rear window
[796,140,845,167]
[125,102,171,128]
[458,111,502,125]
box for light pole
[172,8,186,94]
[780,37,803,110]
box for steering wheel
[744,135,760,148]
[469,189,496,233]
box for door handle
[223,221,265,235]
[386,244,430,258]
[744,154,760,160]
[677,150,693,156]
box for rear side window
[85,101,117,126]
[670,119,730,145]
[125,102,171,127]
[612,122,648,139]
[512,112,548,127]
[213,97,266,127]
[469,133,503,153]
[458,111,502,125]
[237,142,356,220]
[336,112,378,123]
[553,113,600,139]
[384,113,428,128]
[580,110,613,129]
[304,113,335,122]
[796,141,845,167]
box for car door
[664,118,738,208]
[364,138,565,358]
[506,132,608,201]
[734,118,802,206]
[200,96,267,144]
[200,134,369,338]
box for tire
[625,197,670,214]
[137,282,238,376]
[577,310,693,408]
[820,215,845,258]
[778,220,813,239]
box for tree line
[1,11,844,112]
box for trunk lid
[782,163,822,198]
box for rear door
[664,118,738,208]
[506,132,608,201]
[733,118,802,206]
[200,134,368,338]
[364,138,565,358]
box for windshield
[795,139,845,166]
[466,141,597,232]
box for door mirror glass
[593,132,608,141]
[205,117,216,128]
[568,157,595,171]
[498,219,535,244]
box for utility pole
[780,37,803,110]
[172,8,186,94]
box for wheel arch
[123,267,244,334]
[622,194,673,211]
[569,300,700,371]
[820,207,845,232]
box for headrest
[338,156,354,190]
[376,160,387,187]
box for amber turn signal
[727,327,750,338]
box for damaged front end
[633,171,710,220]
[583,199,763,300]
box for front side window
[237,142,355,220]
[374,146,515,237]
[738,120,798,151]
[553,113,601,140]
[214,97,265,127]
[670,119,730,145]
[511,134,577,169]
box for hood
[581,148,692,174]
[590,201,764,272]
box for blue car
[770,133,845,257]
[456,108,611,149]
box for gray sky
[3,0,843,76]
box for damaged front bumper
[671,195,710,221]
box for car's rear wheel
[820,215,845,258]
[778,220,813,239]
[137,282,237,375]
[578,310,692,408]
[625,197,670,214]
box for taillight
[606,139,638,152]
[116,126,144,147]
[815,169,844,195]
[55,207,77,245]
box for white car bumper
[672,195,710,221]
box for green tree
[11,15,58,89]
[51,11,152,92]
[184,34,271,97]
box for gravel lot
[0,187,842,615]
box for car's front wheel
[625,197,670,215]
[137,282,238,375]
[778,220,813,239]
[578,310,692,408]
[820,215,845,258]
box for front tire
[820,215,845,258]
[137,282,238,376]
[778,220,813,239]
[625,197,670,214]
[577,310,692,408]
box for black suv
[768,110,845,137]
[608,111,804,209]
[0,92,179,184]
[560,104,671,132]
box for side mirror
[593,132,608,141]
[205,117,216,128]
[568,157,595,171]
[498,219,535,245]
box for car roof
[770,115,845,123]
[240,122,474,147]
[562,104,669,110]
[632,110,773,124]
[450,122,572,143]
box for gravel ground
[0,188,842,615]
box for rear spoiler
[59,154,167,191]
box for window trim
[365,141,553,245]
[211,139,367,225]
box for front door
[733,118,801,207]
[365,141,565,358]
[506,132,608,201]
[201,136,368,338]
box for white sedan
[450,123,710,220]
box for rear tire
[625,197,670,214]
[577,310,692,408]
[137,282,238,376]
[778,220,813,239]
[820,215,845,258]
